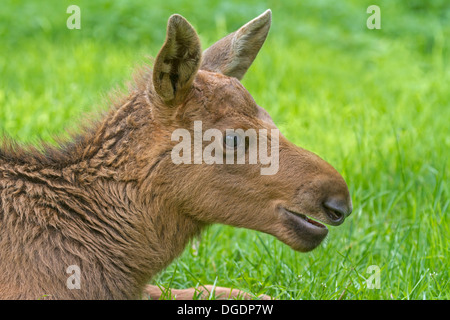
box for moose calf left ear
[201,9,272,80]
[153,14,202,105]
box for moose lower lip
[283,208,327,229]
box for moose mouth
[283,208,327,229]
[279,207,329,252]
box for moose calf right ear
[201,9,271,80]
[153,14,202,105]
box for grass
[1,0,448,300]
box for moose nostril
[323,198,352,223]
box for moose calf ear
[201,9,271,80]
[153,14,202,105]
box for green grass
[1,0,448,300]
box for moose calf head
[149,10,352,252]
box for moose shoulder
[0,10,352,300]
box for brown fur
[0,10,351,300]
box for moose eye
[224,132,243,149]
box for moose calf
[0,10,352,299]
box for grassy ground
[1,0,448,299]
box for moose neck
[0,88,205,299]
[65,92,206,297]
